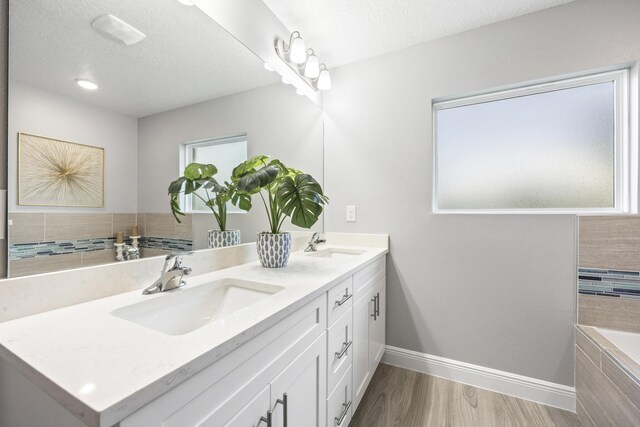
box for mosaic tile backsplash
[578,268,640,299]
[10,236,192,261]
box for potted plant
[169,162,250,248]
[232,155,328,268]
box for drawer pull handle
[335,292,352,307]
[258,411,271,427]
[335,340,352,359]
[261,393,287,427]
[335,401,352,425]
[276,393,288,427]
[371,295,377,320]
[375,292,380,317]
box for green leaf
[184,163,217,180]
[169,193,185,224]
[231,192,252,211]
[168,176,187,195]
[276,174,328,229]
[236,164,281,193]
[231,155,271,179]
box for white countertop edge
[0,243,388,427]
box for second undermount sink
[111,278,284,335]
[307,248,366,259]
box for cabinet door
[369,276,386,372]
[223,385,271,427]
[352,287,375,410]
[270,333,327,427]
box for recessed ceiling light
[91,14,146,46]
[177,0,194,5]
[75,78,98,90]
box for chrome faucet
[123,245,139,260]
[142,252,193,295]
[304,232,326,252]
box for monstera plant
[169,162,250,248]
[232,155,328,267]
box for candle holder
[130,235,141,250]
[115,243,125,261]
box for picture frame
[18,132,105,207]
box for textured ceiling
[262,0,576,68]
[10,0,278,117]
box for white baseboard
[382,345,576,412]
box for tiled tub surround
[579,268,640,299]
[578,270,640,334]
[578,216,640,334]
[8,212,193,276]
[575,326,640,427]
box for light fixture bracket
[274,32,329,92]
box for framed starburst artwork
[18,133,104,207]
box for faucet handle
[163,251,193,270]
[165,251,193,260]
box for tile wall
[8,212,192,277]
[575,326,640,427]
[578,216,640,332]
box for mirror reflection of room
[7,0,324,277]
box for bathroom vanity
[0,235,388,427]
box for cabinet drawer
[353,257,385,298]
[328,276,353,326]
[327,308,353,395]
[327,366,352,427]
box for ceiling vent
[91,14,146,46]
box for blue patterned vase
[208,229,241,248]
[256,232,292,268]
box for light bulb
[281,75,291,85]
[264,62,274,72]
[317,68,331,91]
[75,78,98,90]
[296,88,304,96]
[304,50,320,79]
[289,34,307,64]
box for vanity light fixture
[274,31,331,92]
[75,78,98,90]
[91,14,146,46]
[317,64,331,91]
[303,49,320,79]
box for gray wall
[324,0,640,386]
[8,80,138,212]
[0,0,6,277]
[137,82,324,245]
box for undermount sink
[307,248,366,259]
[111,278,284,335]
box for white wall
[324,0,640,386]
[137,82,324,245]
[8,80,138,212]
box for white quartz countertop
[0,244,387,427]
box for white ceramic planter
[208,229,241,248]
[256,232,292,268]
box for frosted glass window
[434,70,630,213]
[185,135,247,213]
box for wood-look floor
[350,364,583,427]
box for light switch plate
[346,205,356,222]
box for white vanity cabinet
[0,251,387,427]
[120,294,328,427]
[326,256,386,426]
[352,258,386,412]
